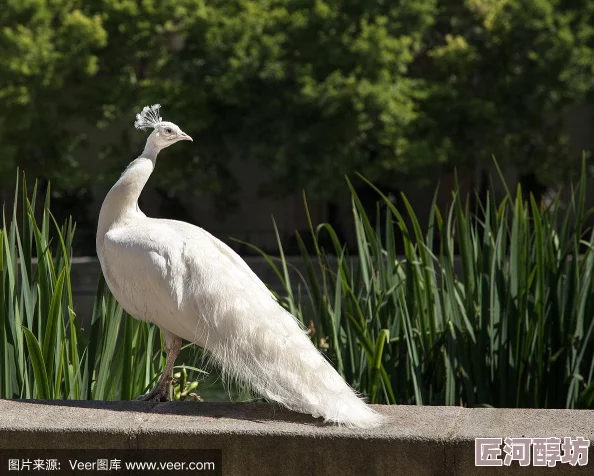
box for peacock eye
[165,127,172,134]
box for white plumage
[96,105,384,428]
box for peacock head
[134,104,192,150]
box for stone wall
[0,400,592,475]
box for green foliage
[178,0,437,198]
[249,162,594,408]
[3,0,592,206]
[3,168,593,409]
[0,0,107,189]
[0,173,203,400]
[415,0,594,184]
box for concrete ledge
[0,400,592,475]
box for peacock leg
[137,329,182,402]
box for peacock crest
[134,104,163,130]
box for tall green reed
[248,163,594,409]
[0,174,202,400]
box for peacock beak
[179,132,193,141]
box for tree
[175,0,594,200]
[2,0,593,212]
[0,0,107,188]
[0,0,237,209]
[412,0,594,196]
[177,0,439,199]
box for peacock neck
[97,150,158,236]
[141,140,160,164]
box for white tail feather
[196,293,385,428]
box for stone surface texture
[0,400,592,475]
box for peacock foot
[136,385,170,402]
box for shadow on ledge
[13,399,330,426]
